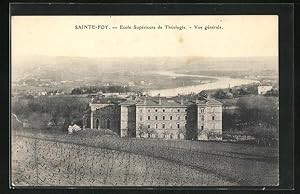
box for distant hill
[12,55,278,81]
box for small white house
[68,124,81,134]
[258,85,273,95]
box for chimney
[196,98,199,104]
[159,97,161,105]
[181,97,184,105]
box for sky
[11,15,278,61]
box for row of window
[199,124,217,130]
[139,108,187,113]
[139,107,217,113]
[139,122,217,130]
[143,133,184,140]
[139,123,187,129]
[200,108,217,113]
[200,115,215,121]
[141,115,215,122]
[141,123,185,129]
[142,115,187,121]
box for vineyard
[11,130,279,186]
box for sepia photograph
[10,15,279,187]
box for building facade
[87,96,222,141]
[89,98,126,135]
[258,85,273,95]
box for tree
[137,124,148,138]
[236,96,279,127]
[213,89,227,99]
[264,88,279,97]
[162,130,169,139]
[248,125,278,146]
[238,87,249,95]
[198,90,208,98]
[177,127,186,139]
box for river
[147,71,259,97]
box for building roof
[205,99,223,105]
[91,96,222,107]
[134,96,218,107]
[119,99,137,106]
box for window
[163,109,165,112]
[201,126,204,130]
[185,124,187,129]
[177,133,180,139]
[148,116,150,120]
[201,108,204,113]
[201,116,204,121]
[163,116,165,120]
[178,109,180,112]
[178,116,180,120]
[95,119,100,130]
[155,124,158,128]
[147,124,150,128]
[155,109,158,112]
[185,116,187,120]
[170,116,173,120]
[140,117,142,121]
[148,133,151,138]
[177,124,180,128]
[162,124,165,129]
[170,133,173,139]
[139,124,142,129]
[212,116,215,120]
[106,119,110,129]
[155,116,158,120]
[169,123,172,129]
[148,109,150,112]
[139,109,143,113]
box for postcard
[11,15,279,187]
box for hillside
[12,55,277,82]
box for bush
[236,96,279,127]
[213,89,227,99]
[248,125,278,146]
[207,132,222,140]
[12,96,89,131]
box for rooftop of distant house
[90,97,127,105]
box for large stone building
[87,96,222,140]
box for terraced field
[11,130,278,186]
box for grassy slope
[13,129,279,186]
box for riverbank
[147,71,259,96]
